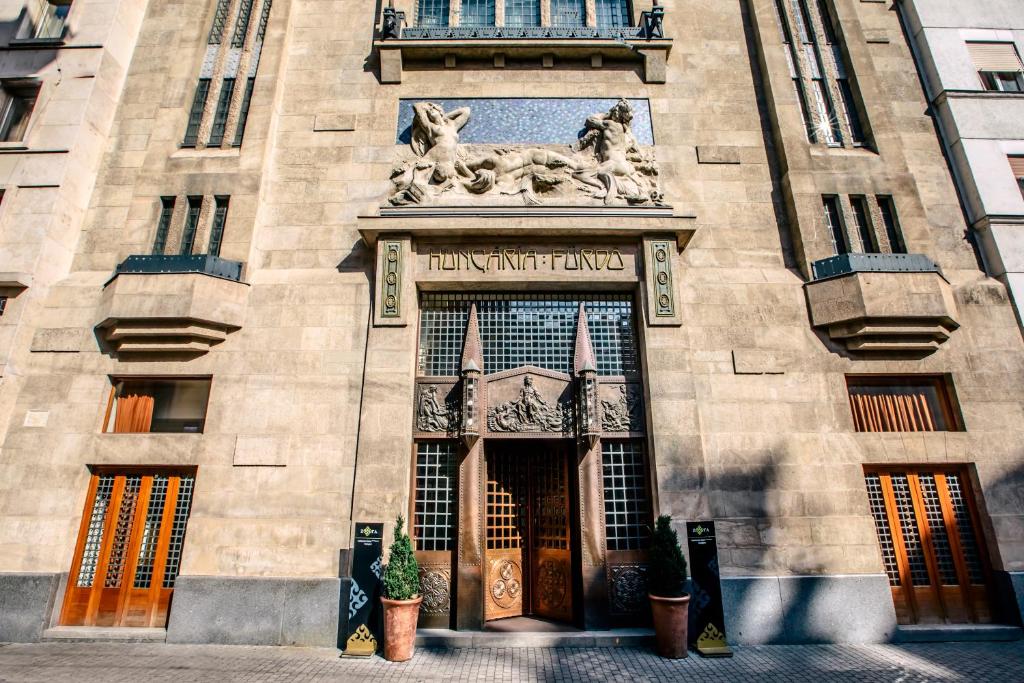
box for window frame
[103,376,213,435]
[0,81,40,144]
[846,374,964,433]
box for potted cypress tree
[647,514,690,659]
[380,515,422,662]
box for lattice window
[550,0,585,27]
[460,0,495,27]
[889,473,930,587]
[134,476,169,589]
[76,476,115,588]
[595,0,630,28]
[864,474,900,586]
[601,441,651,551]
[505,0,540,27]
[104,477,143,588]
[418,294,639,377]
[414,442,457,552]
[417,0,450,27]
[533,456,568,550]
[162,476,195,588]
[486,456,526,550]
[946,473,985,584]
[917,474,958,585]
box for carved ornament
[601,384,644,432]
[487,376,569,433]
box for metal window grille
[417,0,450,27]
[595,0,629,28]
[76,476,115,587]
[864,474,900,586]
[418,294,639,377]
[504,0,540,27]
[133,476,169,589]
[208,196,229,256]
[182,79,211,147]
[232,77,256,147]
[231,0,255,47]
[823,196,848,255]
[889,473,931,586]
[208,78,235,147]
[601,441,651,551]
[917,474,959,585]
[459,0,494,26]
[104,476,143,588]
[550,0,585,27]
[179,197,203,255]
[878,197,906,254]
[208,0,231,44]
[486,454,527,550]
[162,476,195,588]
[945,474,985,584]
[414,442,457,552]
[850,196,875,253]
[256,0,273,40]
[533,456,568,550]
[152,197,175,255]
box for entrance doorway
[484,442,575,624]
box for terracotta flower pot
[649,593,690,659]
[380,595,423,662]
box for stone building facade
[0,0,1023,647]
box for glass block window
[133,476,169,589]
[601,441,651,551]
[864,474,900,586]
[550,0,585,27]
[917,474,958,585]
[417,0,450,27]
[504,0,540,27]
[889,473,930,586]
[104,476,143,588]
[595,0,630,28]
[162,475,195,588]
[945,473,985,585]
[418,294,639,377]
[75,476,115,588]
[414,442,457,551]
[460,0,494,26]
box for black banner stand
[686,521,733,657]
[341,522,384,657]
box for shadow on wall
[982,461,1024,628]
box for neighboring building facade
[1,0,1023,648]
[899,0,1024,333]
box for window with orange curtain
[846,376,962,433]
[105,379,212,434]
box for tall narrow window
[459,0,494,26]
[795,0,842,144]
[208,196,229,256]
[550,0,585,27]
[505,0,540,27]
[850,196,877,253]
[601,441,651,551]
[847,376,961,432]
[878,196,906,254]
[151,197,176,255]
[595,0,629,28]
[231,0,256,47]
[817,0,865,145]
[208,0,231,43]
[1008,156,1024,201]
[179,196,202,255]
[20,0,70,40]
[968,42,1024,92]
[105,378,212,434]
[207,78,235,147]
[182,79,211,147]
[774,0,815,142]
[823,196,848,255]
[0,84,38,143]
[417,0,450,27]
[413,442,457,551]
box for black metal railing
[811,253,942,281]
[114,254,244,282]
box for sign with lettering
[417,244,639,278]
[686,521,733,658]
[342,523,384,657]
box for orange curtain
[849,391,935,432]
[113,393,155,433]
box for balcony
[375,3,671,83]
[96,255,248,355]
[805,254,959,354]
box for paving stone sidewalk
[1,640,1023,682]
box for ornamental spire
[462,302,483,373]
[573,302,597,375]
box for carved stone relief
[487,376,571,433]
[601,384,644,433]
[418,567,452,615]
[389,99,663,207]
[416,383,459,433]
[609,564,649,615]
[490,559,523,609]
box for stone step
[894,624,1023,643]
[415,627,654,648]
[41,626,167,643]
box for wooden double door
[865,468,993,625]
[484,443,575,623]
[61,470,196,628]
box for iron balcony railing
[811,253,942,281]
[114,254,244,282]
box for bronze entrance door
[484,443,573,623]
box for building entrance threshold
[415,626,653,648]
[42,626,167,643]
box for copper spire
[573,302,597,374]
[462,302,483,373]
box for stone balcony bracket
[804,253,960,354]
[96,255,249,356]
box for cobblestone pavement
[1,641,1023,682]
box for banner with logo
[342,522,384,657]
[686,521,733,657]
